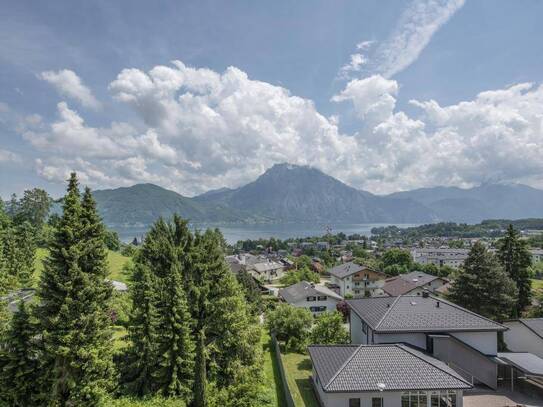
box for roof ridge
[375,295,402,330]
[429,295,507,330]
[397,344,472,387]
[518,319,543,340]
[323,345,364,391]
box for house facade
[348,294,507,389]
[328,262,386,298]
[411,248,469,268]
[309,344,471,407]
[503,318,543,359]
[278,281,343,315]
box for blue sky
[1,0,543,198]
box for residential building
[411,248,469,268]
[347,294,507,389]
[278,281,342,315]
[503,319,543,359]
[328,262,386,298]
[382,271,448,297]
[309,344,471,407]
[250,260,285,282]
[531,249,543,263]
[316,241,330,250]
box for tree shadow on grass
[295,378,319,407]
[264,338,288,406]
[297,358,312,371]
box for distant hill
[193,163,435,223]
[88,164,543,228]
[387,183,543,223]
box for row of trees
[449,225,533,320]
[0,174,268,406]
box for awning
[497,352,543,377]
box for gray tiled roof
[347,295,506,332]
[328,262,364,279]
[279,281,342,303]
[309,344,472,392]
[383,271,446,296]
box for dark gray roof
[347,295,506,333]
[519,318,543,339]
[498,352,543,376]
[309,344,472,393]
[279,281,342,303]
[383,271,446,296]
[328,262,383,279]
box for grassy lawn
[281,350,318,407]
[532,279,543,291]
[112,325,128,351]
[261,331,287,407]
[33,248,132,284]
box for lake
[114,222,419,245]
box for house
[503,318,543,359]
[316,241,330,250]
[278,281,343,315]
[328,262,386,298]
[347,294,507,389]
[309,343,471,407]
[382,271,448,297]
[411,248,469,268]
[250,260,285,282]
[531,249,543,263]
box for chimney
[422,291,429,298]
[436,301,440,308]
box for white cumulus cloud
[40,69,101,110]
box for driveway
[464,388,543,407]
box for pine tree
[35,173,115,406]
[498,224,533,315]
[126,216,195,400]
[124,263,159,396]
[189,229,263,405]
[0,301,39,406]
[449,242,518,321]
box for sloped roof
[279,281,342,303]
[309,344,471,393]
[347,295,507,333]
[498,352,543,376]
[253,261,283,272]
[382,271,446,296]
[328,262,383,279]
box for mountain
[89,164,543,228]
[92,183,264,227]
[386,183,543,223]
[193,164,435,223]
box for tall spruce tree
[449,242,518,321]
[126,216,194,400]
[0,301,39,406]
[35,173,115,406]
[189,229,263,406]
[124,262,159,396]
[498,224,532,315]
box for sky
[1,0,543,198]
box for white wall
[503,321,543,358]
[374,332,427,350]
[451,331,498,355]
[292,296,340,315]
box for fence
[270,332,296,407]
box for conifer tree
[124,263,159,396]
[127,216,194,400]
[498,224,533,315]
[0,301,39,407]
[449,242,518,321]
[35,173,114,406]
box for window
[309,306,326,312]
[348,398,360,407]
[402,391,431,407]
[372,397,383,407]
[306,296,316,302]
[362,321,367,334]
[317,295,327,301]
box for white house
[503,318,543,359]
[347,294,507,389]
[309,343,471,407]
[382,271,448,297]
[411,248,469,268]
[278,281,343,315]
[328,262,386,298]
